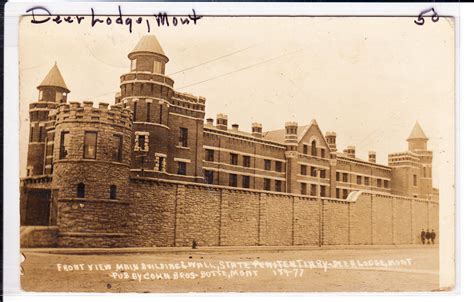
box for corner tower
[117,35,174,175]
[52,102,133,247]
[389,122,433,199]
[26,63,70,176]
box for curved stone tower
[27,63,70,176]
[117,35,173,176]
[52,101,133,247]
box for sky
[19,16,455,186]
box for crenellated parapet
[54,101,132,129]
[171,92,206,119]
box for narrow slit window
[110,185,117,199]
[77,183,85,198]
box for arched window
[77,183,85,198]
[311,140,317,156]
[110,185,117,199]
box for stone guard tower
[52,102,133,247]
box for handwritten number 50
[414,8,440,26]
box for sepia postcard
[7,2,456,294]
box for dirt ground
[21,246,439,293]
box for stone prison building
[20,35,439,248]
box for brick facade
[20,35,440,248]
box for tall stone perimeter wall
[126,179,439,247]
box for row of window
[300,165,327,178]
[336,188,350,199]
[203,170,284,192]
[132,101,166,124]
[59,131,123,162]
[205,149,284,172]
[136,128,188,151]
[130,59,163,74]
[76,183,117,199]
[300,183,327,197]
[302,141,326,158]
[336,172,390,188]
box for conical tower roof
[37,63,70,92]
[407,121,428,140]
[128,35,167,58]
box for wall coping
[59,232,129,237]
[131,176,438,205]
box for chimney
[231,124,239,131]
[285,121,298,151]
[216,113,228,130]
[343,146,356,158]
[368,151,376,163]
[206,118,214,126]
[325,132,337,152]
[252,122,262,138]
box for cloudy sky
[19,16,455,186]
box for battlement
[171,92,206,113]
[54,101,132,128]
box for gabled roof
[407,121,428,140]
[262,120,331,150]
[37,63,69,92]
[129,35,166,57]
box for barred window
[300,165,307,175]
[229,174,237,187]
[275,180,282,192]
[264,178,271,191]
[59,131,70,159]
[84,132,97,159]
[242,175,250,188]
[377,178,382,187]
[320,185,327,197]
[342,173,349,182]
[310,184,317,196]
[264,159,271,171]
[320,169,326,179]
[177,162,187,175]
[178,128,188,147]
[311,140,317,156]
[112,135,123,162]
[230,153,238,165]
[275,161,282,172]
[300,183,307,195]
[243,156,251,167]
[204,170,214,184]
[205,149,214,162]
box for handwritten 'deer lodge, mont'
[26,6,203,33]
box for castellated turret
[389,122,433,199]
[51,101,133,247]
[27,63,70,176]
[117,35,206,178]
